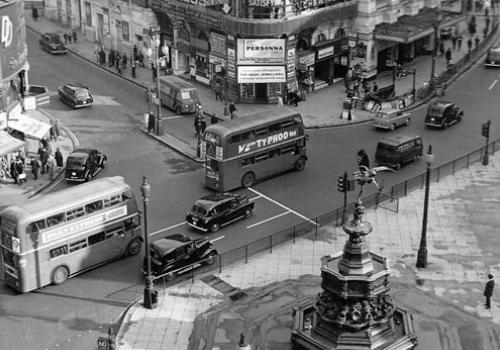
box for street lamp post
[154,37,162,136]
[430,14,442,87]
[141,176,156,309]
[416,145,434,268]
[411,67,417,96]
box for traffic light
[337,174,346,192]
[482,120,491,138]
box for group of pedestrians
[95,46,130,75]
[34,138,64,181]
[63,30,78,45]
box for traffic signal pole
[337,172,348,225]
[482,120,491,166]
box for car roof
[378,133,421,147]
[429,100,455,111]
[45,33,61,39]
[65,82,89,90]
[68,148,96,158]
[158,76,196,90]
[151,234,193,256]
[194,193,239,208]
[376,108,399,114]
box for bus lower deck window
[50,245,68,259]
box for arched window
[317,33,327,42]
[297,38,309,51]
[335,28,346,38]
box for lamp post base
[416,247,427,268]
[143,287,158,309]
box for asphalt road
[1,30,499,350]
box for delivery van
[375,133,423,170]
[158,76,199,114]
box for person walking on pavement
[147,112,155,133]
[457,35,463,51]
[445,48,452,66]
[439,41,445,56]
[72,29,78,43]
[10,159,18,185]
[484,274,495,309]
[55,147,64,170]
[31,157,40,180]
[31,4,39,21]
[100,47,106,65]
[451,35,457,50]
[15,158,26,184]
[63,33,68,45]
[38,145,48,174]
[47,155,56,181]
[467,38,473,53]
[372,81,378,93]
[277,92,284,107]
[109,50,115,68]
[229,103,237,119]
[352,79,360,97]
[122,53,127,70]
[115,52,122,74]
[214,81,223,101]
[475,36,480,49]
[223,102,230,117]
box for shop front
[209,32,227,84]
[312,38,349,90]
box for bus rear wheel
[51,266,69,285]
[295,157,307,171]
[241,172,255,188]
[126,238,142,256]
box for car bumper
[425,122,442,127]
[50,49,68,54]
[373,123,391,129]
[187,221,209,232]
[485,62,500,67]
[65,172,85,182]
[73,101,93,108]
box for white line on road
[249,195,262,201]
[246,211,291,229]
[210,235,225,243]
[151,221,186,236]
[489,80,498,90]
[161,115,183,120]
[248,187,319,226]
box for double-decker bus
[201,109,308,191]
[0,176,143,293]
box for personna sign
[238,129,298,154]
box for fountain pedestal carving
[291,202,417,350]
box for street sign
[222,2,231,13]
[97,337,109,350]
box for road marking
[246,211,291,229]
[151,221,186,236]
[210,235,225,243]
[249,195,262,201]
[161,115,183,120]
[489,80,498,90]
[248,187,318,226]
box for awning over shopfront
[374,8,467,44]
[7,113,51,140]
[0,131,25,156]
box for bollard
[131,63,136,78]
[108,327,116,350]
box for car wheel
[457,113,463,121]
[244,208,253,218]
[209,223,220,233]
[175,106,182,115]
[394,163,401,171]
[126,238,142,257]
[405,118,411,126]
[241,172,255,188]
[85,172,93,182]
[206,252,217,265]
[390,124,396,131]
[100,159,106,169]
[165,272,177,281]
[51,266,69,285]
[294,157,307,171]
[443,121,449,129]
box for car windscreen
[50,35,63,44]
[67,157,85,167]
[76,90,90,98]
[191,204,208,216]
[375,112,391,119]
[376,143,396,153]
[180,89,197,100]
[427,106,444,118]
[489,49,500,61]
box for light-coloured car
[372,108,412,131]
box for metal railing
[154,138,500,286]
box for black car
[147,234,218,279]
[485,45,500,67]
[425,100,464,129]
[58,82,93,109]
[39,33,67,54]
[186,193,255,233]
[65,148,107,182]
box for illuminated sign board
[0,1,27,80]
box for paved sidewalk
[116,150,500,350]
[25,10,494,162]
[0,108,76,209]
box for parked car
[39,33,67,54]
[375,133,423,170]
[425,100,464,129]
[485,45,500,67]
[65,148,107,182]
[58,82,93,108]
[372,108,412,131]
[146,234,218,279]
[186,193,255,233]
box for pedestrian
[49,120,57,141]
[457,35,463,50]
[445,48,452,65]
[109,49,115,68]
[67,32,72,43]
[277,92,284,107]
[486,17,491,31]
[484,25,489,39]
[72,29,78,43]
[54,119,62,139]
[451,35,457,50]
[15,158,26,184]
[152,65,157,82]
[10,159,18,184]
[229,103,237,119]
[31,4,39,21]
[439,41,445,56]
[47,155,56,181]
[223,102,230,117]
[99,47,106,65]
[484,274,495,309]
[122,53,127,70]
[133,45,139,62]
[17,149,25,166]
[30,157,40,180]
[194,106,206,139]
[361,78,369,95]
[353,79,360,97]
[211,114,219,124]
[214,81,223,101]
[467,38,473,53]
[115,52,122,74]
[38,145,48,174]
[63,33,68,45]
[469,17,477,36]
[475,35,480,49]
[55,147,64,169]
[148,112,155,133]
[372,81,378,93]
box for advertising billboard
[237,39,285,65]
[237,66,286,83]
[0,0,27,81]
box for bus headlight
[18,258,27,269]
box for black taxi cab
[65,148,107,182]
[186,193,254,233]
[58,82,93,109]
[425,100,464,129]
[485,45,500,67]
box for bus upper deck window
[26,219,46,234]
[122,191,134,201]
[85,200,104,214]
[47,213,66,227]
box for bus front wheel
[241,172,255,188]
[126,238,142,256]
[295,157,307,171]
[51,266,69,285]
